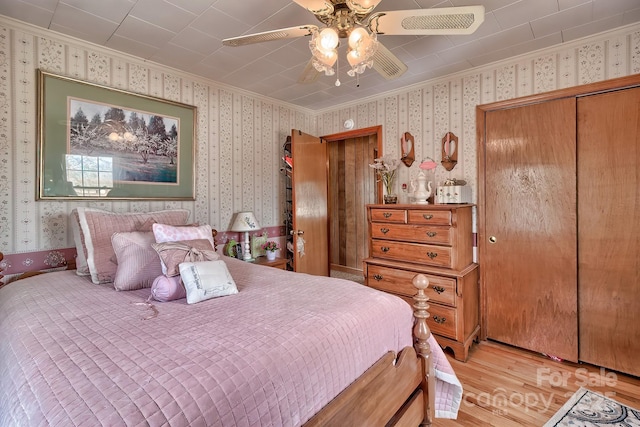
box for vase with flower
[261,240,280,260]
[369,155,401,204]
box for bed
[0,228,462,426]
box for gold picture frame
[37,70,196,200]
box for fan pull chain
[335,51,341,86]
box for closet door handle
[380,227,389,234]
[426,252,438,259]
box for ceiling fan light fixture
[346,0,383,15]
[310,29,338,76]
[346,29,378,77]
[293,0,334,16]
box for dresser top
[367,203,475,209]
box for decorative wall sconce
[400,132,415,167]
[441,132,458,171]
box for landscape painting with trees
[68,98,180,189]
[38,69,195,201]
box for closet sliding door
[577,87,640,376]
[482,98,578,362]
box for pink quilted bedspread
[0,257,461,426]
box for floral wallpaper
[0,15,639,275]
[315,26,640,213]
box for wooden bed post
[413,273,436,427]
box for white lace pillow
[179,260,238,304]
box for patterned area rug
[545,387,640,426]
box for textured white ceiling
[1,0,639,110]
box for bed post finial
[413,273,435,427]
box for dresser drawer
[371,239,453,268]
[370,223,452,245]
[394,294,458,340]
[370,208,407,223]
[408,210,452,226]
[366,264,456,306]
[426,303,457,339]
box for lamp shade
[231,211,261,232]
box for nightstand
[253,256,287,270]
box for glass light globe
[348,27,368,49]
[347,49,361,66]
[318,49,337,67]
[318,27,339,51]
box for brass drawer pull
[426,231,437,237]
[432,315,446,324]
[426,252,438,259]
[383,212,392,218]
[373,274,383,281]
[381,246,390,253]
[380,227,389,234]
[432,286,445,294]
[423,214,433,220]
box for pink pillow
[151,275,186,302]
[111,231,162,291]
[151,239,218,277]
[75,208,190,284]
[152,224,215,273]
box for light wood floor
[436,340,640,426]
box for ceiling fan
[222,0,484,84]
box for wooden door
[291,130,329,276]
[577,87,640,376]
[481,98,578,361]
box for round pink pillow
[151,275,186,302]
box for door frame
[321,125,383,274]
[321,125,383,203]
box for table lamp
[230,211,261,261]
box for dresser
[363,204,479,361]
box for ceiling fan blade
[293,0,334,16]
[368,5,485,36]
[223,25,318,47]
[372,42,407,80]
[298,60,321,84]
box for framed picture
[251,231,269,258]
[36,69,196,200]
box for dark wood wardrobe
[477,74,640,376]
